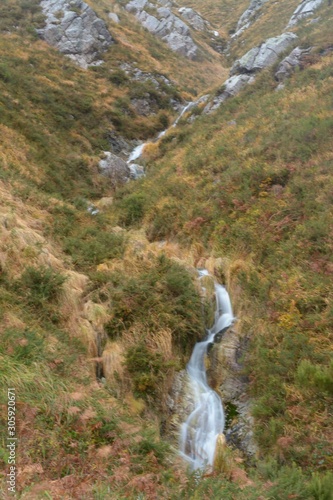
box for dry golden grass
[102,340,125,383]
[86,0,228,95]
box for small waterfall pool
[180,270,234,470]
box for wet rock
[231,32,298,75]
[98,152,130,187]
[107,131,132,156]
[128,163,145,179]
[275,46,312,81]
[38,0,114,69]
[166,370,196,439]
[287,0,325,27]
[208,329,257,457]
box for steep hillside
[1,0,333,498]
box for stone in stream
[98,152,130,187]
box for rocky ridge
[232,0,271,39]
[230,32,298,75]
[204,32,298,113]
[275,46,312,84]
[125,0,199,59]
[38,0,114,68]
[287,0,326,27]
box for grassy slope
[112,0,333,494]
[0,2,224,498]
[0,0,333,498]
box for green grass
[0,0,332,497]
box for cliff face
[0,0,332,497]
[38,0,114,68]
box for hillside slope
[1,0,333,498]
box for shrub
[125,344,164,398]
[108,69,129,86]
[106,256,203,353]
[118,193,148,227]
[63,228,125,270]
[18,266,67,309]
[296,359,333,395]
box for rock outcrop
[38,0,114,68]
[287,0,325,27]
[125,0,198,59]
[275,46,312,81]
[208,328,257,457]
[205,32,297,113]
[204,75,255,113]
[128,163,145,179]
[232,0,271,38]
[178,7,207,31]
[231,32,298,75]
[98,152,130,188]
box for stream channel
[126,105,235,469]
[180,270,234,469]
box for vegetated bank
[0,0,332,498]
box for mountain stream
[127,102,195,164]
[180,270,234,469]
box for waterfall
[127,102,194,164]
[180,270,234,470]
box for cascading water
[127,102,194,164]
[180,270,234,470]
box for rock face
[128,163,145,179]
[231,32,298,75]
[204,75,255,113]
[98,152,130,188]
[204,32,298,114]
[178,7,207,31]
[232,0,271,38]
[208,329,257,457]
[167,330,257,457]
[38,0,114,68]
[125,0,198,59]
[287,0,325,27]
[275,46,312,81]
[167,370,197,441]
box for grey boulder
[231,32,298,75]
[204,75,255,113]
[99,152,130,188]
[275,46,312,81]
[108,13,120,23]
[287,0,325,27]
[178,7,207,31]
[128,164,145,179]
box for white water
[127,143,146,163]
[127,102,194,164]
[180,270,234,470]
